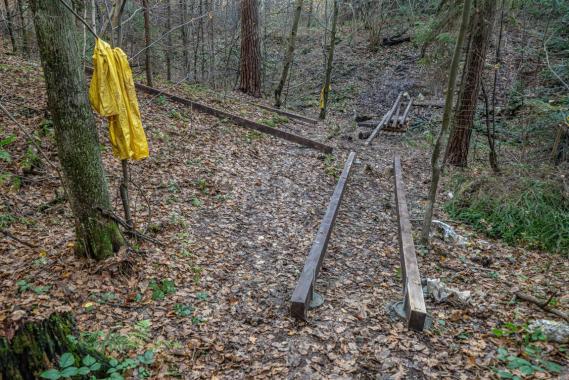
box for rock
[529,320,569,343]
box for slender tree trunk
[29,0,124,260]
[17,0,29,56]
[192,1,198,81]
[319,0,338,120]
[107,0,126,47]
[3,0,17,53]
[445,0,496,167]
[209,0,215,87]
[489,0,506,173]
[420,0,472,245]
[91,0,96,32]
[199,0,205,81]
[307,0,313,28]
[166,0,172,81]
[142,0,153,86]
[181,0,189,77]
[239,0,262,97]
[274,0,304,108]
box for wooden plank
[84,67,333,154]
[391,97,403,128]
[393,155,427,331]
[365,93,402,146]
[253,103,319,125]
[401,98,413,124]
[291,152,356,320]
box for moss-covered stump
[0,313,105,380]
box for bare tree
[3,0,17,53]
[17,0,29,56]
[421,0,472,244]
[319,0,339,119]
[142,0,153,86]
[274,0,304,108]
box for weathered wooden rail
[252,103,319,125]
[85,67,333,154]
[291,151,356,320]
[360,93,413,142]
[393,155,427,331]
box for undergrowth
[445,172,569,255]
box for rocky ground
[1,33,568,380]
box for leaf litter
[0,48,568,379]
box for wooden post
[291,152,356,320]
[120,160,133,229]
[393,155,427,331]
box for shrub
[446,173,569,255]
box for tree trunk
[445,0,496,167]
[208,0,215,87]
[29,0,124,260]
[319,0,338,120]
[199,0,205,81]
[111,0,126,48]
[166,0,172,81]
[180,0,189,77]
[17,0,29,56]
[142,0,153,86]
[420,0,472,245]
[307,0,313,28]
[239,0,262,97]
[0,313,107,380]
[3,0,17,53]
[274,0,303,108]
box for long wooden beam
[85,68,333,154]
[393,155,427,331]
[135,83,333,153]
[291,151,356,320]
[253,103,319,125]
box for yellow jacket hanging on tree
[89,39,149,160]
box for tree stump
[0,313,104,380]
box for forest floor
[1,32,568,380]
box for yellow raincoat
[89,39,149,160]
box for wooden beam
[401,98,413,124]
[84,67,333,154]
[365,93,402,146]
[291,151,356,320]
[393,155,427,331]
[253,103,319,125]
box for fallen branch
[1,229,38,249]
[515,292,569,322]
[382,35,411,46]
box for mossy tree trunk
[0,313,106,380]
[319,0,338,120]
[29,0,124,260]
[274,0,303,108]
